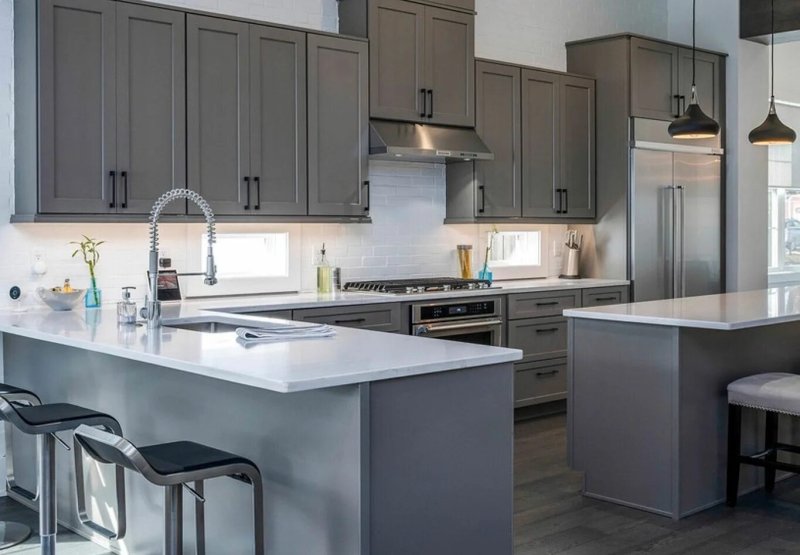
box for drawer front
[507,291,580,319]
[292,303,401,332]
[581,286,629,308]
[507,316,567,363]
[515,359,567,407]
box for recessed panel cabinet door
[116,2,186,214]
[249,26,307,215]
[39,0,117,214]
[630,38,679,121]
[521,69,558,218]
[560,75,595,219]
[424,6,474,127]
[369,0,425,122]
[187,15,251,216]
[679,48,722,125]
[475,61,521,218]
[308,36,369,217]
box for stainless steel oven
[410,297,504,347]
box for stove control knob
[405,287,414,294]
[443,284,452,292]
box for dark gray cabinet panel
[630,38,679,120]
[307,35,369,217]
[116,2,185,214]
[292,304,401,333]
[431,0,475,10]
[678,47,722,125]
[515,359,567,407]
[187,15,250,216]
[507,290,580,319]
[39,0,116,214]
[475,61,521,218]
[249,26,307,215]
[368,0,425,122]
[424,6,474,126]
[507,316,568,363]
[560,75,595,219]
[582,285,629,307]
[521,69,559,218]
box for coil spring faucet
[142,189,217,329]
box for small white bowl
[36,287,86,311]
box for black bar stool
[73,425,265,555]
[0,396,125,555]
[0,383,41,549]
[726,372,800,506]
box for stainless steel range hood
[369,119,494,163]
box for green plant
[71,235,105,305]
[482,225,499,273]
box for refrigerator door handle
[669,185,678,299]
[677,185,686,298]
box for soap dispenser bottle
[117,286,137,325]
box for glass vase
[85,287,102,309]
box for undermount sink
[163,320,240,334]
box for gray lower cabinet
[307,35,369,217]
[507,290,580,319]
[507,316,568,364]
[515,359,567,407]
[582,285,629,307]
[39,0,117,214]
[292,304,401,333]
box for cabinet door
[424,6,474,127]
[39,0,116,214]
[475,61,521,217]
[559,75,595,219]
[250,26,307,215]
[521,69,559,218]
[369,0,425,122]
[116,3,185,214]
[630,38,680,121]
[679,48,722,125]
[307,35,369,217]
[187,15,250,215]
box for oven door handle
[415,319,504,334]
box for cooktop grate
[343,277,492,294]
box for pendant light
[748,0,797,145]
[668,0,721,139]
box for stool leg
[726,404,742,507]
[194,481,205,555]
[251,476,264,555]
[765,411,779,493]
[164,485,183,555]
[37,434,56,555]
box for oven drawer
[515,359,567,407]
[507,291,580,319]
[292,304,401,332]
[581,286,629,308]
[507,316,567,363]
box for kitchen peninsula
[565,287,800,520]
[0,299,521,554]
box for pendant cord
[692,0,696,87]
[771,0,775,100]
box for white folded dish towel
[235,323,336,344]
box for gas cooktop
[343,277,493,295]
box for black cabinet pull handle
[478,185,486,214]
[334,318,367,325]
[535,327,560,334]
[420,88,427,118]
[120,171,128,209]
[427,89,434,118]
[109,170,116,208]
[535,301,560,306]
[680,95,686,115]
[254,176,261,210]
[562,189,568,214]
[536,369,559,377]
[244,176,250,210]
[593,296,618,302]
[673,94,682,118]
[363,180,370,213]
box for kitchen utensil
[36,287,86,311]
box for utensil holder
[560,248,581,279]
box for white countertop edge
[562,309,741,330]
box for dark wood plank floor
[2,414,800,553]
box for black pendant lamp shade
[749,0,797,145]
[669,0,721,139]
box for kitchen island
[565,287,800,520]
[0,301,521,554]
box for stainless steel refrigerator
[630,145,723,302]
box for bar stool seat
[139,441,255,475]
[11,403,117,431]
[728,373,800,415]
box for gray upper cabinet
[678,47,721,125]
[475,61,520,218]
[307,35,369,217]
[368,0,425,122]
[39,0,117,214]
[630,38,679,120]
[116,2,186,215]
[521,69,559,218]
[187,15,250,216]
[559,75,595,219]
[249,26,307,215]
[424,6,474,126]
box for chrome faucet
[142,189,217,329]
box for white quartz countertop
[563,286,800,330]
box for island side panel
[367,363,514,555]
[568,318,678,517]
[3,334,364,555]
[678,323,800,517]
